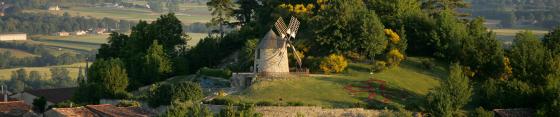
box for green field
[491,28,549,41]
[0,62,87,81]
[0,48,37,58]
[23,5,211,24]
[31,33,205,51]
[224,57,447,108]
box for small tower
[254,30,290,76]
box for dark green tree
[76,58,129,104]
[313,0,387,59]
[509,31,550,86]
[32,96,47,113]
[138,40,172,87]
[461,17,505,80]
[426,63,472,117]
[232,0,259,25]
[543,26,560,55]
[9,69,27,92]
[207,0,235,38]
[433,10,468,61]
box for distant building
[48,5,61,11]
[45,104,156,117]
[10,88,77,107]
[73,30,87,36]
[92,28,108,35]
[0,33,27,41]
[55,31,70,36]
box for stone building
[0,33,27,41]
[253,30,290,76]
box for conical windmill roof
[258,30,286,49]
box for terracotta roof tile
[86,104,155,117]
[51,107,98,117]
[25,87,76,103]
[0,101,31,113]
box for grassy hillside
[0,48,37,58]
[0,62,87,81]
[225,57,447,108]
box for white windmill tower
[254,17,302,77]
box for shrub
[372,61,388,73]
[304,56,322,73]
[198,67,233,79]
[471,107,494,117]
[420,58,435,70]
[387,49,405,67]
[207,98,237,105]
[345,51,367,62]
[287,101,305,106]
[147,82,204,107]
[116,100,141,107]
[379,107,413,117]
[256,101,274,106]
[319,54,349,74]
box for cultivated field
[0,48,37,58]
[23,4,211,24]
[31,33,205,51]
[491,28,549,41]
[0,62,87,81]
[224,57,446,108]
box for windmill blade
[287,42,303,68]
[288,16,300,38]
[274,17,288,38]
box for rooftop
[51,107,97,117]
[86,104,155,117]
[24,87,77,104]
[0,101,31,113]
[258,30,286,49]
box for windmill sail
[288,17,300,38]
[274,18,288,38]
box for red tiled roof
[0,101,31,113]
[25,87,77,104]
[51,107,98,117]
[86,104,155,117]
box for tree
[421,0,470,16]
[313,0,387,59]
[50,67,74,88]
[148,81,203,107]
[207,0,235,38]
[161,101,213,117]
[433,10,468,61]
[85,58,129,101]
[232,0,259,25]
[543,26,560,55]
[32,96,47,113]
[138,41,172,87]
[9,69,27,92]
[509,31,549,86]
[426,63,472,117]
[461,17,505,80]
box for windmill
[274,16,302,68]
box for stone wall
[256,48,290,74]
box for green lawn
[224,57,447,108]
[0,62,87,81]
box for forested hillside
[470,0,560,28]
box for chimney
[2,85,6,102]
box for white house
[54,31,70,36]
[0,33,27,41]
[72,30,87,36]
[48,5,61,11]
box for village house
[0,33,27,41]
[48,5,61,11]
[92,28,108,35]
[73,30,87,36]
[45,104,156,117]
[10,88,77,107]
[54,31,70,36]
